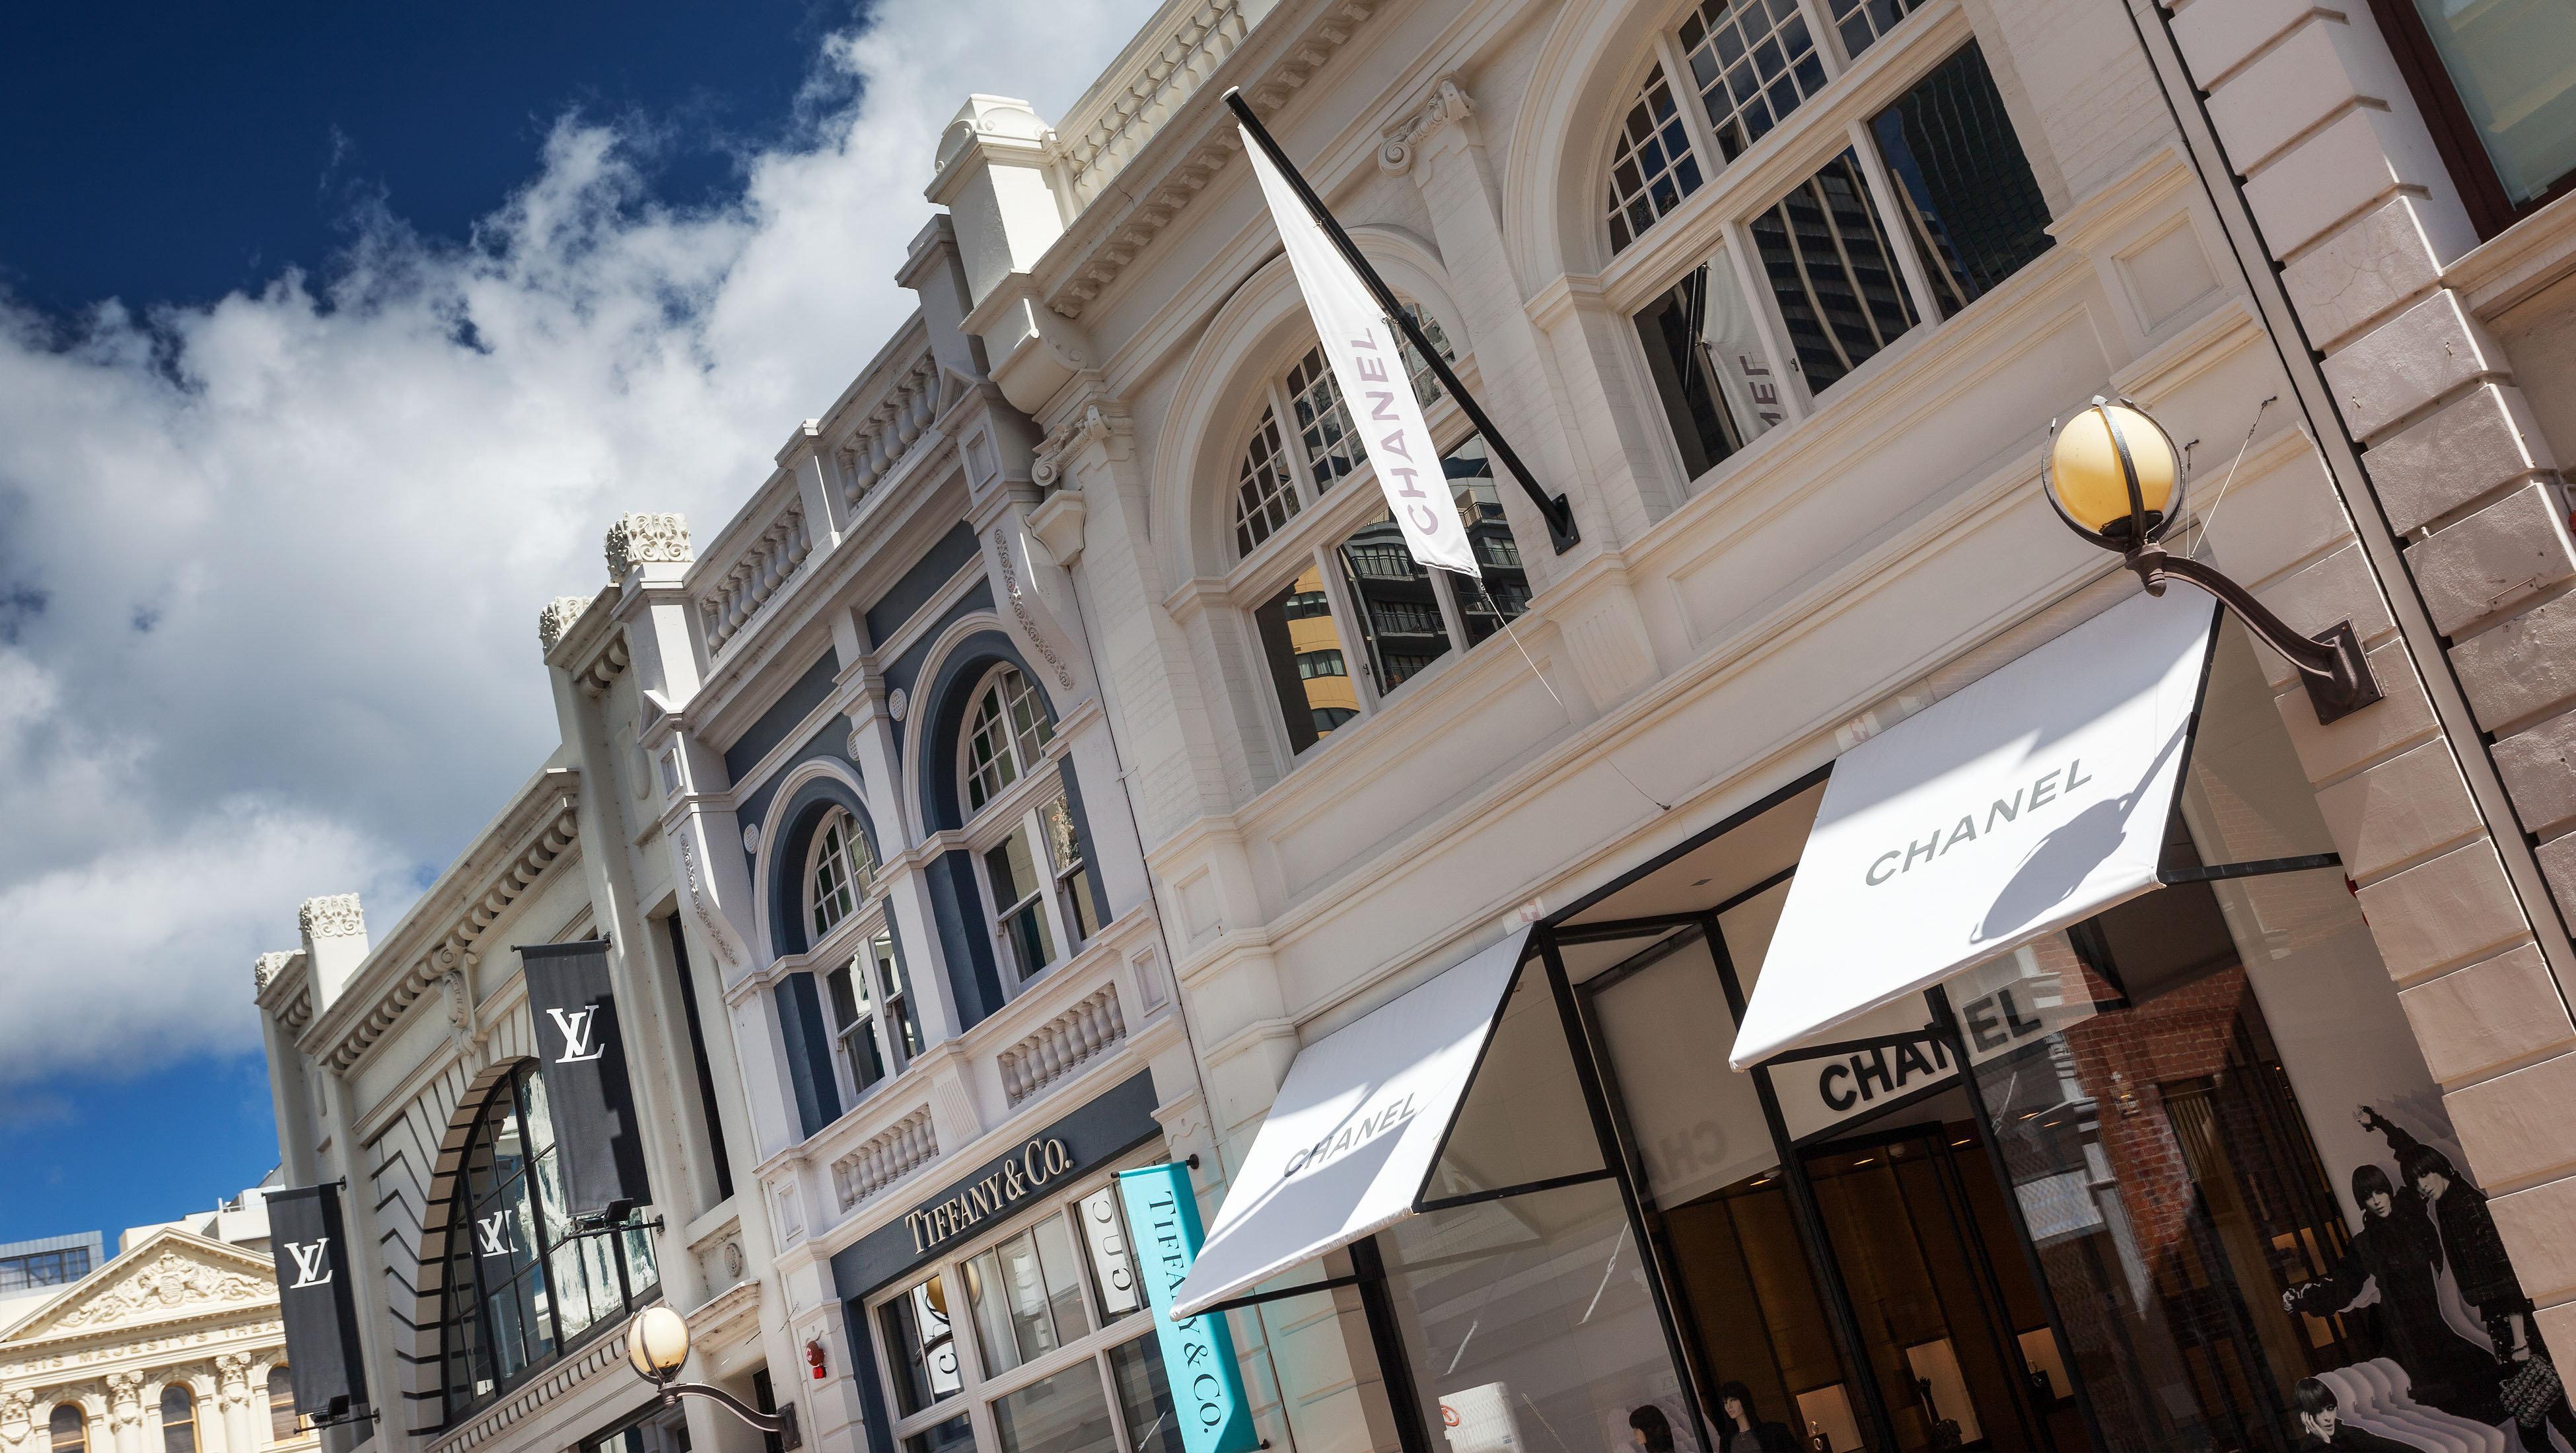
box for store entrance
[1797,1107,2083,1453]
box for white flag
[1241,126,1480,577]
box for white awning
[1731,590,2219,1069]
[1168,927,1532,1320]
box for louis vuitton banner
[518,939,653,1221]
[268,1183,369,1423]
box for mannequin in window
[2293,1378,2410,1450]
[1711,1382,1796,1452]
[1625,1405,1674,1453]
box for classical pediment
[1,1230,274,1344]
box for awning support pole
[1348,1237,1434,1453]
[1223,87,1581,553]
[1925,984,2112,1453]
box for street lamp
[624,1306,804,1449]
[2042,396,2382,723]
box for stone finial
[253,950,295,993]
[605,513,692,579]
[299,894,365,940]
[538,595,592,654]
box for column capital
[1379,75,1476,176]
[604,513,693,581]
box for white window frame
[806,806,881,944]
[806,808,909,1106]
[865,1158,1166,1453]
[1601,1,2016,497]
[957,666,1092,991]
[1224,334,1536,771]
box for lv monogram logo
[548,1005,605,1063]
[283,1239,334,1289]
[475,1211,513,1257]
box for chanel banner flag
[267,1184,369,1423]
[519,939,653,1221]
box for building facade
[254,0,2576,1450]
[0,1195,310,1453]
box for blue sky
[0,0,1158,1249]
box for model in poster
[2293,1378,2417,1450]
[2282,1151,2497,1417]
[2400,1140,2576,1449]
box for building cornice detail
[604,513,693,579]
[1377,75,1472,175]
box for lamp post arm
[2126,546,2382,724]
[659,1384,802,1448]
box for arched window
[955,666,1098,987]
[805,807,880,941]
[50,1405,85,1453]
[437,1062,657,1426]
[267,1368,299,1441]
[158,1386,194,1453]
[1231,305,1453,555]
[962,667,1055,815]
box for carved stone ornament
[740,822,762,855]
[604,512,693,579]
[2,1390,33,1432]
[52,1253,266,1331]
[252,951,294,993]
[1380,76,1475,174]
[537,595,592,654]
[886,687,909,723]
[216,1353,254,1404]
[105,1374,142,1429]
[297,894,364,941]
[1030,402,1124,487]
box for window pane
[1233,406,1299,555]
[50,1407,85,1453]
[873,930,922,1059]
[990,828,1057,981]
[1285,348,1362,494]
[1032,1211,1093,1344]
[843,1018,886,1090]
[1043,797,1100,944]
[1680,0,1828,160]
[1869,43,2054,316]
[1253,566,1359,754]
[1338,512,1452,693]
[1831,0,1925,59]
[1633,244,1783,483]
[967,685,1020,812]
[2410,0,2576,204]
[1077,1191,1143,1323]
[1108,1337,1188,1453]
[989,1361,1118,1453]
[268,1369,299,1441]
[1749,149,1919,392]
[1384,1182,1692,1453]
[1606,63,1705,254]
[1007,669,1056,762]
[881,1277,962,1415]
[903,1417,975,1453]
[159,1388,194,1453]
[826,964,862,1029]
[1439,437,1531,647]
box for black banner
[519,939,652,1221]
[267,1184,369,1422]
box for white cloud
[0,0,1157,1084]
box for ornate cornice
[1039,0,1384,321]
[536,596,592,655]
[604,513,692,579]
[251,952,293,994]
[297,894,363,942]
[1378,75,1473,175]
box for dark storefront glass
[1867,44,2055,316]
[1337,511,1451,692]
[1748,151,1918,393]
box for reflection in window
[966,1217,1091,1376]
[1679,0,1827,162]
[1749,150,1919,392]
[985,826,1058,983]
[49,1406,83,1453]
[1255,566,1361,754]
[1830,0,1926,59]
[1106,1337,1186,1453]
[902,1419,974,1453]
[1077,1187,1144,1324]
[1608,63,1703,254]
[439,1063,657,1425]
[991,1363,1117,1453]
[2404,0,2576,206]
[826,952,887,1094]
[1869,44,2054,316]
[871,929,922,1063]
[1633,242,1783,483]
[1442,438,1531,647]
[1339,512,1453,693]
[880,1275,962,1416]
[1042,797,1100,946]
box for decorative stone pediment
[3,1233,273,1345]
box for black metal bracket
[567,1212,663,1241]
[2126,546,2382,723]
[1224,87,1581,554]
[306,1401,377,1431]
[1198,1273,1363,1316]
[656,1384,802,1450]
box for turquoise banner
[1116,1163,1260,1453]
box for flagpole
[1224,88,1579,554]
